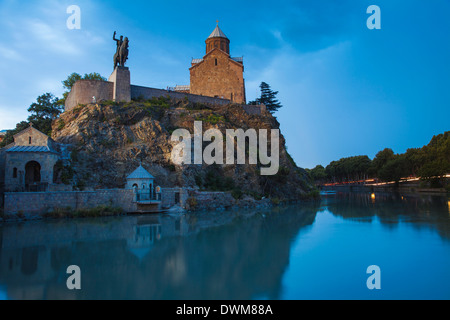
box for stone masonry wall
[131,85,231,106]
[190,49,245,104]
[4,189,137,216]
[243,104,267,115]
[65,80,114,111]
[4,152,59,192]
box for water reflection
[1,193,449,300]
[0,204,320,300]
[322,192,450,240]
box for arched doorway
[25,161,41,189]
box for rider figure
[113,31,129,68]
[113,31,123,55]
[113,31,123,68]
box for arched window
[13,167,18,178]
[29,136,32,144]
[142,184,146,190]
[215,58,218,66]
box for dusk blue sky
[0,0,449,169]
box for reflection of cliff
[324,192,450,240]
[0,204,319,300]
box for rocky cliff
[51,98,314,201]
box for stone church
[187,23,246,104]
[64,23,249,111]
[0,124,60,193]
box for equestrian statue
[113,31,129,68]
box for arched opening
[25,161,41,188]
[13,167,18,178]
[29,136,32,144]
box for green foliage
[27,93,64,136]
[195,165,235,191]
[309,165,327,183]
[196,113,225,125]
[70,149,79,162]
[57,119,65,131]
[231,188,243,200]
[324,155,372,183]
[372,148,395,175]
[252,82,283,114]
[187,197,198,209]
[99,139,116,148]
[378,156,408,183]
[53,160,74,185]
[312,131,449,184]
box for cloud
[0,47,25,62]
[26,19,83,56]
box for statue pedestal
[108,66,131,103]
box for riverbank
[321,179,449,195]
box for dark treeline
[307,131,450,186]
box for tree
[59,72,106,104]
[372,148,395,175]
[27,93,64,136]
[309,165,327,184]
[250,82,283,114]
[378,156,408,183]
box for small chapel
[0,124,60,192]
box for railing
[135,191,161,202]
[167,85,190,92]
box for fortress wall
[243,104,266,115]
[131,85,231,106]
[4,189,137,216]
[65,80,114,111]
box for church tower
[205,24,230,55]
[189,23,246,104]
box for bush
[231,188,243,200]
[187,197,198,209]
[57,119,65,131]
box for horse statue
[113,32,129,68]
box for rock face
[51,98,313,201]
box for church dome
[205,23,230,55]
[207,24,228,39]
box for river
[0,192,449,300]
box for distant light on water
[448,201,450,215]
[371,193,376,201]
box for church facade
[188,24,246,104]
[0,125,60,193]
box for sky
[0,0,449,169]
